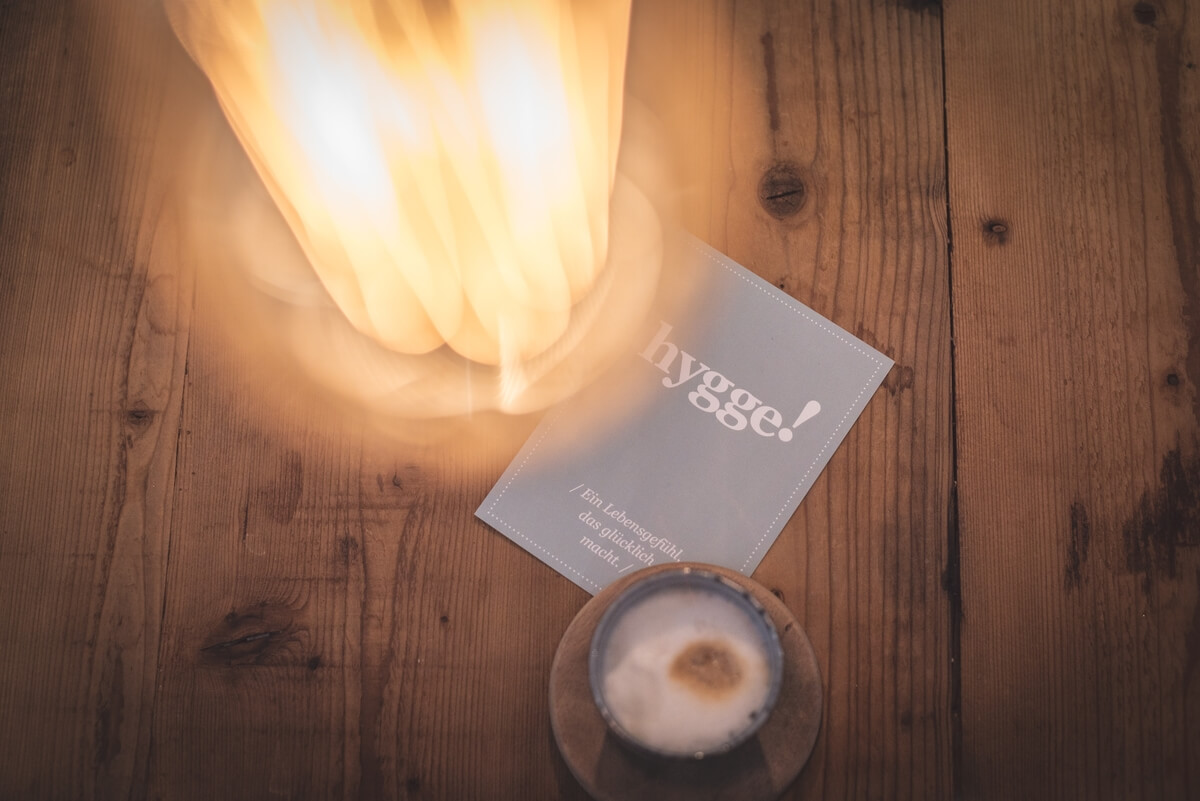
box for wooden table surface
[2,1,1198,799]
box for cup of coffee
[588,566,784,759]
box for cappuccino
[592,574,779,756]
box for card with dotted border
[477,236,893,594]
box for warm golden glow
[167,0,662,417]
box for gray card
[477,236,893,593]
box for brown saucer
[549,563,822,801]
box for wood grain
[144,77,587,801]
[0,1,196,798]
[944,0,1200,798]
[628,2,955,799]
[13,0,1196,798]
[1,0,954,798]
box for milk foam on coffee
[599,585,772,755]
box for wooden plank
[0,1,194,798]
[628,2,953,799]
[146,24,587,801]
[944,0,1200,797]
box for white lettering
[639,321,820,441]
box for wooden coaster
[549,563,822,801]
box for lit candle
[589,568,783,758]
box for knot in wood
[1133,2,1157,25]
[759,163,807,219]
[982,218,1010,245]
[124,402,156,429]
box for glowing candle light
[168,0,660,417]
